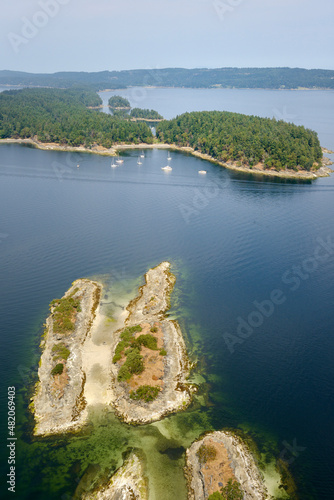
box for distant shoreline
[0,137,332,180]
[2,84,334,92]
[100,85,334,92]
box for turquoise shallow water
[1,88,334,499]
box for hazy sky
[1,0,333,73]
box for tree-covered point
[156,111,322,171]
[0,88,153,147]
[130,108,163,120]
[108,95,131,108]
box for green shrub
[52,343,70,360]
[150,326,158,333]
[120,329,133,342]
[125,348,144,374]
[196,444,217,464]
[223,479,243,500]
[51,363,64,376]
[50,294,81,334]
[215,479,243,500]
[117,347,144,382]
[117,365,131,382]
[128,325,142,333]
[113,325,144,363]
[208,493,223,500]
[129,385,160,402]
[113,340,130,363]
[134,334,158,350]
[159,349,167,356]
[62,317,75,331]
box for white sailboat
[198,170,207,174]
[162,158,172,171]
[137,156,142,165]
[167,152,172,161]
[111,159,117,168]
[116,152,124,164]
[140,150,145,158]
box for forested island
[130,108,163,121]
[1,67,334,90]
[0,87,331,178]
[108,95,131,109]
[108,95,164,121]
[0,88,153,147]
[156,111,323,172]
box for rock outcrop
[185,431,269,500]
[81,453,147,500]
[109,261,193,424]
[32,279,101,436]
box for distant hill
[1,67,334,90]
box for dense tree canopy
[156,111,322,171]
[130,108,163,120]
[0,89,323,172]
[108,95,131,108]
[0,88,153,147]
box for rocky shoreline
[109,261,193,424]
[32,279,102,436]
[32,262,192,435]
[31,266,291,498]
[81,452,148,500]
[1,137,332,179]
[82,430,277,500]
[184,431,270,500]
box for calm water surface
[0,88,334,499]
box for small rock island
[32,279,101,436]
[32,262,192,435]
[185,431,269,500]
[109,261,192,424]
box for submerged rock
[81,453,147,500]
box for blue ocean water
[0,88,334,499]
